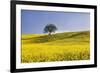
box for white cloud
[56,30,70,33]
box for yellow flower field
[21,31,90,63]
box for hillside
[21,31,90,63]
[22,31,90,44]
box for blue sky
[21,10,90,34]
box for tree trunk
[48,32,51,36]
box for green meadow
[21,31,90,63]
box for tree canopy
[44,24,57,35]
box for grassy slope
[21,31,90,63]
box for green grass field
[21,31,90,63]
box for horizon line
[22,30,90,35]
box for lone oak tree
[44,24,57,35]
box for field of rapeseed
[21,31,90,63]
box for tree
[44,24,57,35]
